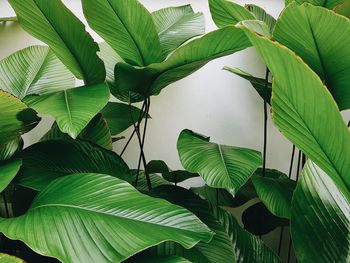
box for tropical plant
[0,0,348,262]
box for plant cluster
[0,0,349,262]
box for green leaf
[41,113,112,150]
[224,67,272,103]
[152,5,205,56]
[82,0,164,67]
[237,20,271,38]
[0,159,22,192]
[242,202,289,235]
[27,83,109,139]
[0,46,74,99]
[16,139,130,190]
[98,42,123,87]
[245,4,276,33]
[0,253,25,263]
[209,0,255,28]
[216,207,280,263]
[101,102,148,136]
[294,0,343,9]
[131,170,171,193]
[0,173,213,263]
[114,26,250,102]
[133,256,192,263]
[273,3,350,110]
[292,161,350,263]
[150,186,236,263]
[334,0,350,18]
[0,137,23,161]
[240,24,350,195]
[252,173,296,219]
[0,90,40,144]
[177,129,261,195]
[0,17,17,22]
[9,0,105,84]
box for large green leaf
[177,129,261,195]
[294,0,343,9]
[0,159,22,192]
[0,173,213,263]
[0,46,74,99]
[98,42,123,87]
[216,207,280,263]
[152,5,205,56]
[27,83,109,139]
[9,0,105,84]
[150,186,236,263]
[240,25,350,193]
[41,113,112,150]
[252,173,296,219]
[209,0,255,28]
[0,90,40,144]
[292,161,350,263]
[82,0,164,67]
[0,253,25,263]
[0,137,23,161]
[16,139,130,190]
[114,26,250,102]
[273,3,350,110]
[100,102,148,136]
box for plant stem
[296,150,302,181]
[262,68,270,177]
[2,192,10,218]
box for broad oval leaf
[273,3,350,110]
[0,90,40,144]
[0,173,213,263]
[27,83,109,139]
[0,46,74,99]
[16,139,130,190]
[152,5,205,56]
[177,129,261,195]
[292,161,350,263]
[9,0,105,84]
[82,0,164,67]
[0,159,22,192]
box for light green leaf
[101,102,148,136]
[294,0,343,9]
[0,90,40,144]
[152,5,205,56]
[252,173,296,219]
[0,159,22,193]
[177,129,261,195]
[17,139,130,190]
[131,170,171,193]
[0,137,23,161]
[27,83,109,139]
[224,67,272,103]
[0,46,74,99]
[114,26,250,102]
[98,42,123,87]
[209,0,255,28]
[41,113,112,150]
[237,20,271,38]
[9,0,105,84]
[82,0,164,67]
[0,253,25,263]
[273,3,350,110]
[0,173,213,263]
[245,4,276,33]
[292,161,350,263]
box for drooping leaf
[0,173,213,263]
[273,3,350,110]
[294,0,343,9]
[150,185,236,263]
[82,0,164,67]
[0,46,74,99]
[292,161,350,263]
[0,159,22,192]
[9,0,105,84]
[216,208,280,263]
[41,113,112,150]
[0,90,40,144]
[252,173,296,219]
[177,129,261,195]
[224,67,272,103]
[0,253,25,263]
[27,83,109,139]
[0,137,23,161]
[209,0,255,28]
[240,24,350,194]
[245,4,276,33]
[16,139,130,190]
[242,202,289,235]
[152,5,205,56]
[100,102,148,136]
[113,26,251,102]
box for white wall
[0,0,298,179]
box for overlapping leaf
[0,159,22,192]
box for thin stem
[288,145,296,178]
[120,129,136,157]
[277,227,284,256]
[2,193,9,218]
[296,150,302,181]
[262,68,270,177]
[140,97,152,191]
[287,235,293,263]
